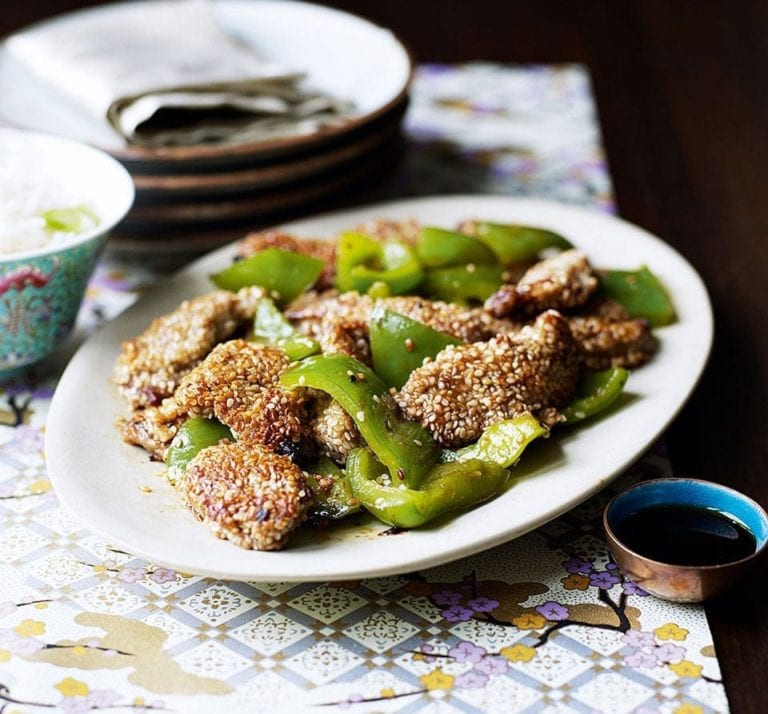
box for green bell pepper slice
[305,457,361,521]
[335,232,424,295]
[280,353,439,489]
[210,248,324,305]
[416,226,497,268]
[423,264,505,303]
[599,266,676,327]
[562,367,629,424]
[369,307,463,389]
[445,414,547,467]
[165,417,233,483]
[470,221,572,265]
[41,205,100,234]
[251,297,320,361]
[347,447,510,529]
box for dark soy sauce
[613,504,757,566]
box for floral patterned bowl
[0,129,134,378]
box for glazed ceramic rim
[604,477,768,570]
[0,128,135,262]
[1,0,415,165]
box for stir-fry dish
[114,219,675,551]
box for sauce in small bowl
[604,478,768,602]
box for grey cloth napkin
[6,0,353,147]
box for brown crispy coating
[310,396,362,464]
[176,441,312,550]
[114,287,264,409]
[236,230,336,289]
[395,310,580,447]
[352,218,422,246]
[122,340,312,461]
[317,316,372,365]
[568,315,657,370]
[287,291,518,344]
[485,249,598,318]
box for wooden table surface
[3,1,767,708]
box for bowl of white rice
[0,128,134,376]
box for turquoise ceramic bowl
[0,129,134,378]
[604,478,768,602]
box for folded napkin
[7,0,354,147]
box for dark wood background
[4,1,767,708]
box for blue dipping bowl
[604,478,768,602]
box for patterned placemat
[0,64,727,714]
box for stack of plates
[0,1,413,255]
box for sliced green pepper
[446,414,547,466]
[280,354,439,489]
[335,232,424,295]
[165,417,233,483]
[251,297,320,361]
[423,264,505,303]
[305,457,361,521]
[347,447,509,528]
[41,205,100,234]
[470,221,572,265]
[562,367,629,424]
[416,226,497,268]
[369,307,463,389]
[210,248,324,305]
[367,281,392,299]
[599,266,676,327]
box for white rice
[0,162,99,255]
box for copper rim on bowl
[603,477,768,603]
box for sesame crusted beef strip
[485,249,598,319]
[286,291,519,344]
[236,230,337,290]
[309,395,363,464]
[122,340,313,462]
[561,295,657,369]
[114,287,264,409]
[395,310,581,448]
[567,315,657,370]
[316,316,372,365]
[352,218,422,246]
[176,441,312,551]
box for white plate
[0,0,411,161]
[46,196,713,581]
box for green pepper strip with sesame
[347,415,545,528]
[165,417,233,483]
[442,414,547,466]
[599,266,676,327]
[304,457,360,522]
[210,247,324,305]
[423,263,505,303]
[346,448,509,528]
[369,307,463,389]
[561,368,629,424]
[335,232,424,295]
[251,297,320,361]
[469,221,573,265]
[280,354,439,489]
[416,226,497,267]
